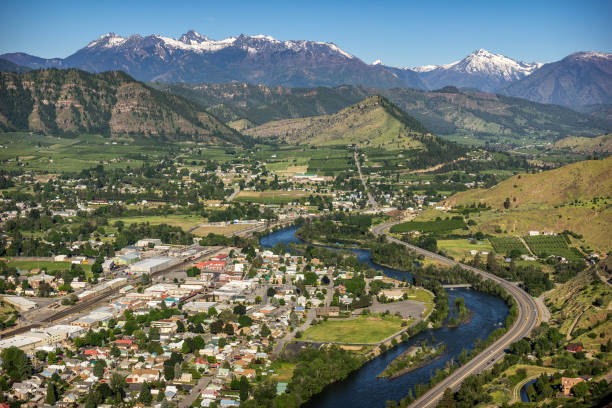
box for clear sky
[1,0,610,66]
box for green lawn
[7,260,91,273]
[302,314,404,344]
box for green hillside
[0,69,249,145]
[552,134,612,154]
[246,95,436,149]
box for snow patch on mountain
[84,31,354,59]
[411,49,541,80]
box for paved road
[178,375,211,408]
[371,221,541,408]
[354,150,377,209]
[272,308,316,358]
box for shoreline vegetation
[378,341,446,379]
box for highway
[371,221,541,408]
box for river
[261,226,509,407]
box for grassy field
[235,190,316,204]
[191,223,256,236]
[270,361,296,382]
[489,236,529,255]
[390,217,466,233]
[437,238,494,260]
[6,260,92,273]
[302,314,404,344]
[110,215,205,231]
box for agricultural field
[0,132,169,173]
[234,190,317,204]
[390,217,466,234]
[302,314,405,344]
[523,235,582,259]
[489,236,529,255]
[109,215,206,232]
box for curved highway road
[371,221,541,408]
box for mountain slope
[246,95,434,148]
[0,69,247,144]
[0,31,425,89]
[0,58,31,73]
[552,134,612,154]
[408,49,542,92]
[445,157,612,251]
[501,52,612,106]
[158,82,612,145]
[447,156,612,208]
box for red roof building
[196,260,226,272]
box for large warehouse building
[129,256,179,275]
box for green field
[523,235,582,259]
[110,215,205,231]
[6,260,92,273]
[489,236,529,255]
[390,217,466,234]
[437,239,494,260]
[234,190,319,204]
[302,314,404,344]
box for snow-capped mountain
[0,30,424,88]
[408,49,542,92]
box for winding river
[261,226,509,408]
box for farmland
[489,236,529,255]
[390,217,466,234]
[523,235,583,259]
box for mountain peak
[87,32,127,48]
[179,30,210,44]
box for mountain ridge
[154,82,612,145]
[0,68,247,144]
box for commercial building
[2,295,38,311]
[129,256,179,274]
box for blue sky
[1,0,610,66]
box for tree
[93,359,107,378]
[1,346,31,381]
[176,320,185,333]
[572,380,588,398]
[110,372,127,401]
[210,319,224,334]
[139,382,153,404]
[238,315,253,327]
[239,375,249,401]
[111,344,121,358]
[224,323,235,336]
[149,327,160,341]
[45,381,57,405]
[260,324,271,337]
[438,388,456,408]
